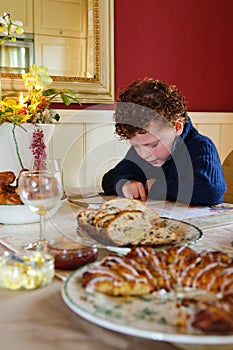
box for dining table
[0,193,233,350]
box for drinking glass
[31,158,65,199]
[18,166,63,251]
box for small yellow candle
[19,92,25,106]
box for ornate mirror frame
[1,0,114,104]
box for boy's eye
[131,140,159,149]
[147,142,159,149]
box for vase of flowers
[0,12,81,224]
[0,63,80,178]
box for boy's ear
[174,118,184,135]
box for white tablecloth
[0,200,233,350]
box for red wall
[114,0,233,112]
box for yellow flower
[0,12,24,43]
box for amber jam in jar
[47,239,98,270]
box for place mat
[186,210,233,229]
[146,200,233,228]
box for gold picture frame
[1,0,114,104]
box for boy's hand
[145,178,156,192]
[122,180,147,201]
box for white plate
[0,200,63,224]
[76,218,203,249]
[62,265,233,345]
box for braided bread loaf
[82,246,233,295]
[82,246,233,332]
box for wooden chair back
[222,150,233,203]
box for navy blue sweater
[102,118,226,205]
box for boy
[102,78,226,205]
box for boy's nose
[140,146,152,158]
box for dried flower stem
[12,124,24,169]
[30,126,47,169]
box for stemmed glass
[18,159,63,251]
[31,158,64,199]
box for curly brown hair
[114,78,188,139]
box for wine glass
[18,167,63,251]
[31,158,66,199]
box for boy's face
[129,120,182,167]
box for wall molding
[56,110,233,123]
